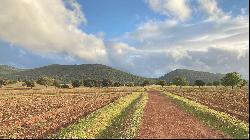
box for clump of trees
[126,82,134,87]
[53,80,61,88]
[156,80,166,87]
[24,80,35,89]
[114,82,122,87]
[36,77,55,88]
[173,76,189,89]
[101,79,113,87]
[141,80,150,87]
[72,80,81,88]
[221,72,246,89]
[195,80,205,88]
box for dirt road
[136,90,227,139]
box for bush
[114,82,122,87]
[25,80,35,89]
[195,80,205,88]
[72,80,81,88]
[61,84,70,89]
[101,79,113,87]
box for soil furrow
[136,90,227,139]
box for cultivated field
[158,86,249,122]
[0,85,144,138]
[0,84,249,139]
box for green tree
[141,80,150,87]
[173,76,189,89]
[213,81,220,88]
[25,80,35,89]
[101,79,113,87]
[221,72,243,89]
[239,79,247,89]
[53,80,60,88]
[114,82,122,87]
[72,80,81,88]
[36,77,54,88]
[83,79,95,87]
[156,80,166,87]
[195,80,205,88]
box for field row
[51,92,148,139]
[159,87,249,122]
[164,92,249,139]
[0,91,131,138]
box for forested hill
[1,64,151,83]
[0,65,23,75]
[159,69,225,84]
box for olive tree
[221,72,243,89]
[156,80,166,87]
[173,76,189,89]
[195,80,205,88]
[72,80,81,88]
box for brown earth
[136,90,228,139]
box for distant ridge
[0,64,151,83]
[159,69,225,84]
[0,64,228,84]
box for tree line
[0,72,248,89]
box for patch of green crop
[48,92,142,139]
[96,92,148,139]
[163,92,249,139]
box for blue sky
[0,0,249,78]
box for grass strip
[48,92,142,139]
[96,92,148,139]
[163,92,249,139]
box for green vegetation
[97,92,148,139]
[159,69,224,84]
[213,81,220,87]
[173,76,189,88]
[195,80,205,88]
[101,79,113,87]
[163,92,249,139]
[156,80,166,87]
[24,80,35,89]
[36,77,54,87]
[1,64,152,83]
[50,92,146,139]
[239,79,247,89]
[72,80,81,88]
[221,72,245,89]
[141,80,150,87]
[0,79,7,88]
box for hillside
[159,69,225,84]
[2,64,151,83]
[0,65,23,75]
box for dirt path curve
[136,90,227,139]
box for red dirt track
[136,90,228,139]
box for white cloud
[0,0,108,63]
[198,0,230,21]
[146,0,191,21]
[110,7,249,78]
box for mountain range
[0,64,226,84]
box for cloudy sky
[0,0,249,79]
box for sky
[0,0,249,79]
